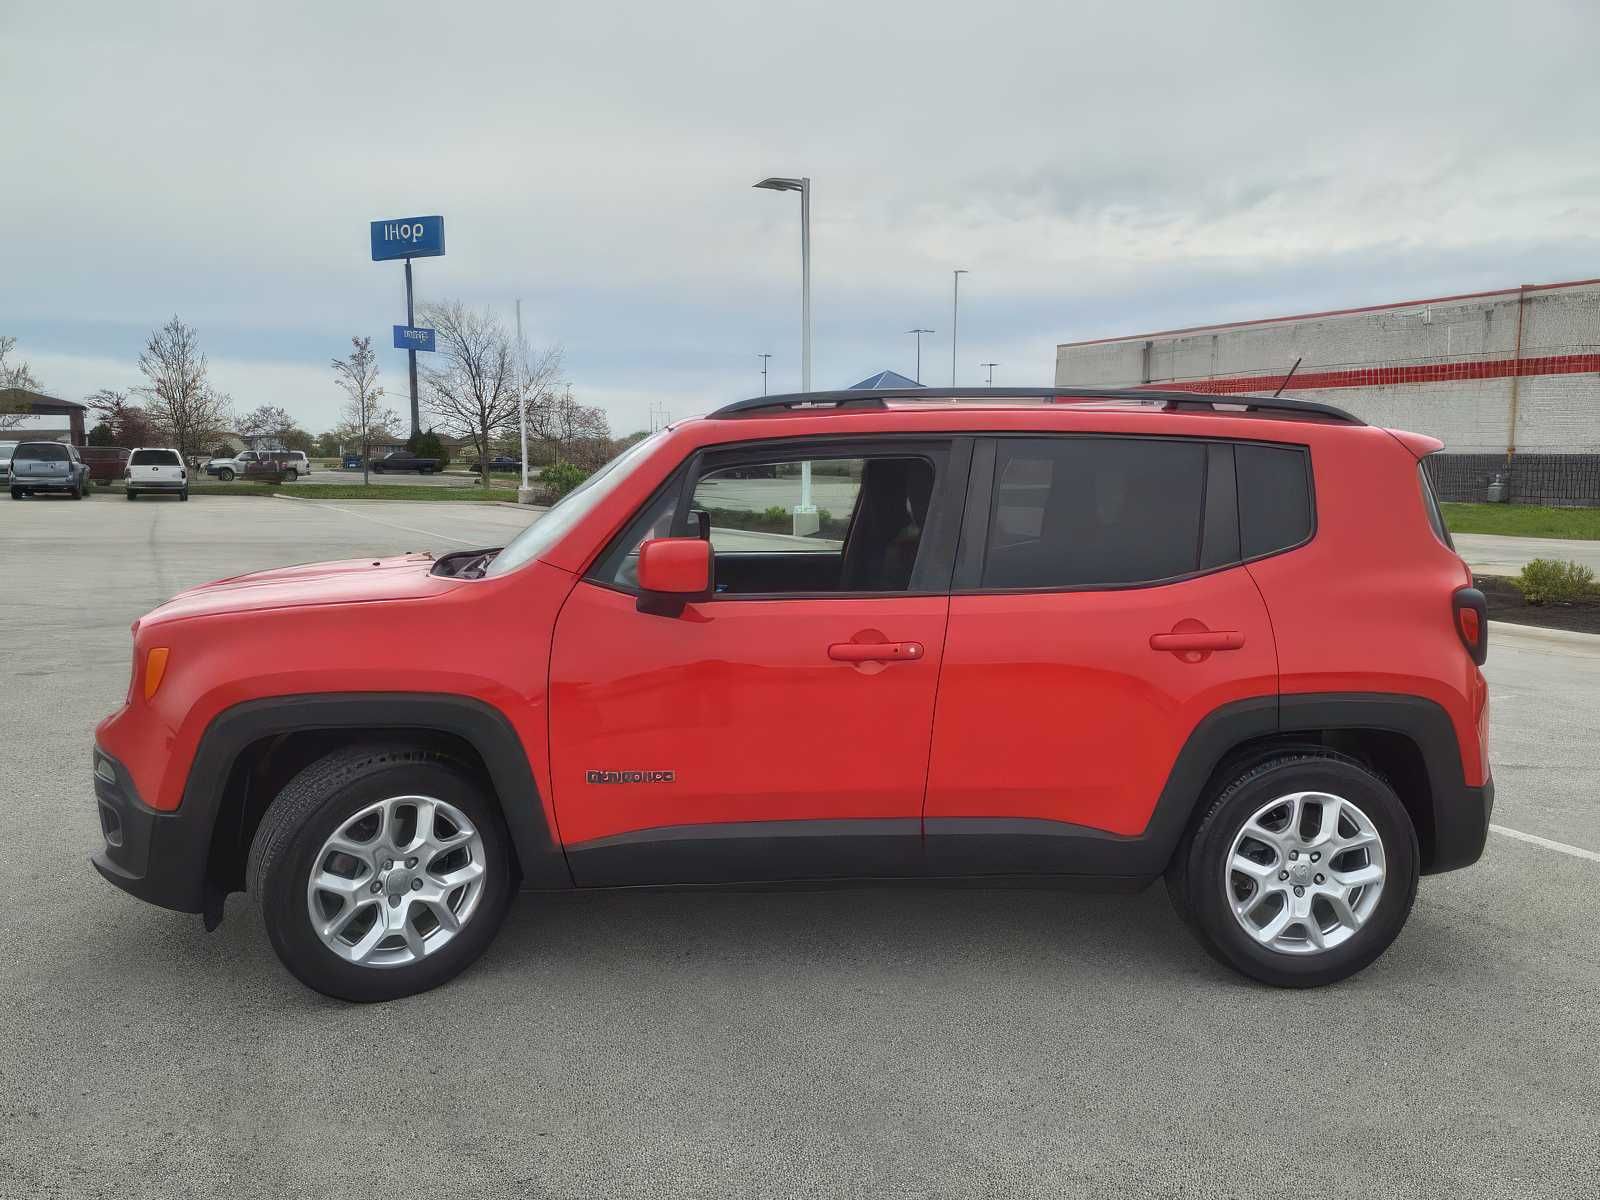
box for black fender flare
[186,693,571,893]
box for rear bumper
[1429,775,1494,874]
[90,747,209,914]
[14,478,75,491]
[129,479,186,492]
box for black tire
[180,488,189,501]
[246,744,515,1002]
[1165,751,1419,988]
[126,489,137,500]
[219,467,234,482]
[72,483,84,500]
[9,487,21,500]
[284,467,298,481]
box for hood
[146,553,462,624]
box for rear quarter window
[1418,461,1454,549]
[130,449,182,466]
[1236,443,1313,558]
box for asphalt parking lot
[3,496,1598,1199]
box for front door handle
[828,641,924,663]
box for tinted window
[1418,461,1454,549]
[14,443,68,462]
[982,438,1206,589]
[1236,444,1313,558]
[130,449,181,466]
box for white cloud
[5,0,1599,436]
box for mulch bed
[1476,574,1600,635]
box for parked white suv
[125,448,189,501]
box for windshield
[483,431,667,578]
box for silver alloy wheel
[1225,790,1386,955]
[306,794,486,968]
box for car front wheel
[1165,751,1418,988]
[247,745,515,1002]
[218,468,234,481]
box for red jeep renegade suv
[91,388,1492,1001]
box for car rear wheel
[126,489,137,500]
[180,488,189,501]
[284,467,298,481]
[247,745,515,1002]
[1165,751,1418,988]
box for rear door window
[15,443,68,462]
[980,437,1207,589]
[130,449,182,466]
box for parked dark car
[79,446,131,488]
[341,453,363,470]
[370,451,440,474]
[9,441,91,499]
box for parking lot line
[1490,824,1600,863]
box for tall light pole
[981,361,998,385]
[755,175,815,532]
[907,328,934,384]
[758,353,772,395]
[951,269,968,386]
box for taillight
[1453,587,1488,665]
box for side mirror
[636,537,714,617]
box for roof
[849,370,922,390]
[0,387,87,411]
[1058,276,1600,349]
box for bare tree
[1,335,41,430]
[331,336,385,486]
[134,317,232,460]
[418,301,521,486]
[238,404,298,449]
[512,341,564,464]
[542,384,612,468]
[86,388,154,446]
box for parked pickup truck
[206,450,302,481]
[9,441,91,499]
[370,450,440,474]
[80,446,131,488]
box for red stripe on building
[1060,277,1600,348]
[1135,353,1600,395]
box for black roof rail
[705,386,1364,424]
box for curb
[1489,620,1600,653]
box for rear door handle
[828,641,925,663]
[1149,630,1244,652]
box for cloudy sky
[5,0,1598,436]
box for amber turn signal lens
[143,647,170,701]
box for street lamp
[951,269,968,386]
[758,353,772,395]
[981,361,998,385]
[755,175,816,532]
[907,328,934,384]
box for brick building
[1055,278,1600,504]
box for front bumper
[90,747,209,914]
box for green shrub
[412,428,448,468]
[1515,558,1597,605]
[763,505,788,522]
[539,461,589,502]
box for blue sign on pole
[393,325,437,353]
[370,215,446,261]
